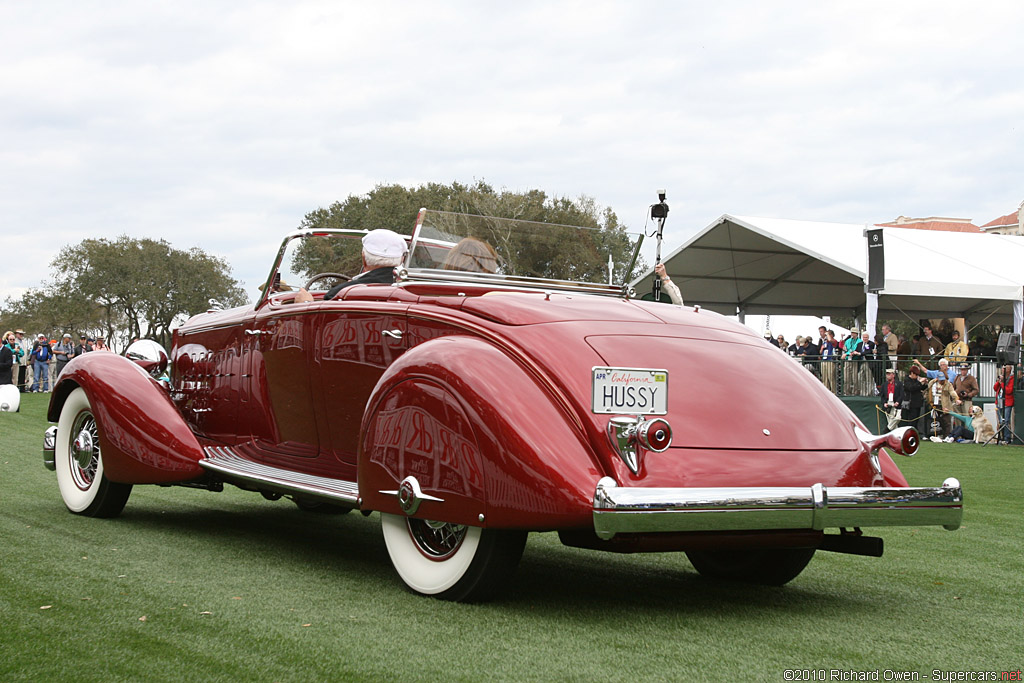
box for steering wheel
[305,272,351,290]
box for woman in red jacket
[993,365,1015,444]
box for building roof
[981,211,1018,229]
[876,216,981,233]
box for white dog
[970,406,996,444]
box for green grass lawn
[1,392,1021,682]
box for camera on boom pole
[650,189,669,302]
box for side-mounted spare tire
[54,387,132,517]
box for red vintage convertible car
[44,210,963,601]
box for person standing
[816,326,828,353]
[917,324,944,362]
[74,335,92,357]
[13,329,31,391]
[856,331,878,396]
[0,331,17,386]
[903,365,927,435]
[30,334,53,392]
[54,333,75,378]
[943,330,969,364]
[927,375,961,441]
[881,324,899,361]
[842,329,863,395]
[952,363,979,416]
[896,334,913,374]
[879,368,905,430]
[819,329,840,393]
[993,365,1015,444]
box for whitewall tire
[55,387,132,517]
[381,513,526,602]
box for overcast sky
[2,1,1022,304]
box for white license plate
[591,367,668,415]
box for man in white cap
[323,229,408,301]
[54,333,76,378]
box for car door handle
[383,329,403,340]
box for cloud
[1,1,1022,304]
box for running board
[201,446,360,507]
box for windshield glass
[409,210,643,286]
[268,232,367,295]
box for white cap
[63,333,71,338]
[361,229,407,258]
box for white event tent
[633,215,1024,336]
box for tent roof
[633,214,1024,325]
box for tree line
[1,236,247,351]
[1,181,635,351]
[294,180,641,283]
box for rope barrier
[872,403,974,428]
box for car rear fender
[48,353,205,484]
[358,335,602,529]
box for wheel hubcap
[69,412,99,490]
[73,430,94,469]
[407,518,468,560]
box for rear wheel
[381,513,526,602]
[686,548,816,586]
[55,388,132,517]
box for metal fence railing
[788,353,1006,398]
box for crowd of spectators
[1,329,110,392]
[767,322,1017,444]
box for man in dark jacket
[902,364,927,435]
[323,229,408,301]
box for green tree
[0,286,112,341]
[294,181,642,284]
[46,236,247,350]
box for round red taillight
[638,418,672,452]
[901,427,920,456]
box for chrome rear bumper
[592,476,962,540]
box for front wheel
[54,387,132,517]
[685,548,816,586]
[381,513,526,602]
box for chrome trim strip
[201,447,359,505]
[592,476,963,540]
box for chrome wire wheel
[407,519,468,560]
[68,410,100,491]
